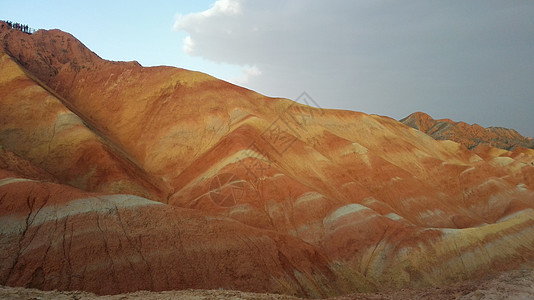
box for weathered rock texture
[3,268,534,299]
[400,112,534,150]
[1,21,534,298]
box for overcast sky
[2,0,533,137]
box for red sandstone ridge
[400,112,534,150]
[1,21,534,298]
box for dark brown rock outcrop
[400,112,534,150]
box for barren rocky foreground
[2,268,534,299]
[1,21,534,299]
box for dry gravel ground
[1,269,533,300]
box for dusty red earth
[1,21,534,298]
[400,112,534,150]
[1,268,534,299]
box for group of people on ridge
[4,20,35,34]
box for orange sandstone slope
[401,111,534,150]
[1,21,534,297]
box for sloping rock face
[1,21,534,297]
[400,112,534,150]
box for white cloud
[174,0,242,34]
[182,35,195,55]
[230,65,262,85]
[174,1,534,137]
[209,0,242,16]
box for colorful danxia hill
[401,112,534,151]
[1,21,534,298]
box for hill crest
[400,111,534,150]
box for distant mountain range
[401,112,534,150]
